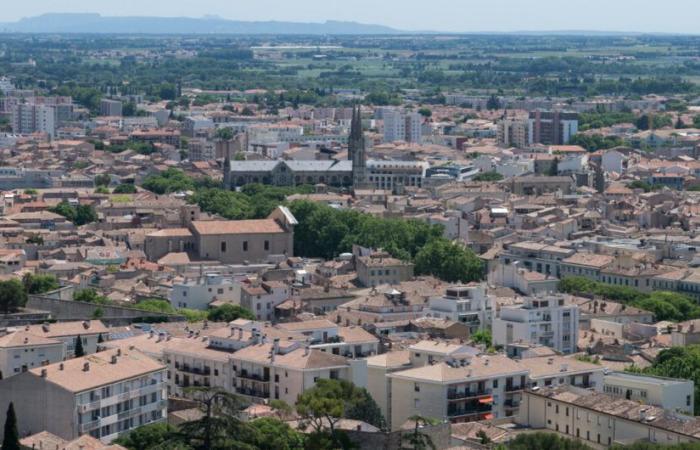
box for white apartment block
[239,280,289,321]
[188,138,216,161]
[382,109,422,144]
[493,295,579,354]
[164,336,233,397]
[517,386,700,447]
[0,330,65,380]
[603,371,694,415]
[12,103,56,137]
[424,284,493,334]
[170,274,240,310]
[0,348,167,443]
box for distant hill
[0,13,403,35]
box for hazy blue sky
[3,0,700,33]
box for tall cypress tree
[74,335,85,358]
[2,402,20,450]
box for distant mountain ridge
[0,13,403,35]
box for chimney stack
[40,368,47,377]
[304,345,310,356]
[59,363,64,371]
[83,362,90,372]
[111,355,118,364]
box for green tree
[215,127,235,140]
[472,171,504,182]
[113,184,137,194]
[73,288,111,305]
[22,273,59,295]
[504,432,592,449]
[178,387,257,450]
[249,417,305,450]
[74,335,85,357]
[417,107,432,118]
[2,402,20,450]
[400,416,439,450]
[414,239,484,283]
[207,304,255,322]
[0,279,28,314]
[114,422,180,450]
[471,330,492,346]
[94,174,111,187]
[296,379,385,433]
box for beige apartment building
[0,348,167,443]
[164,337,233,397]
[517,386,700,446]
[230,340,365,406]
[387,354,528,430]
[355,251,415,287]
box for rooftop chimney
[83,362,90,372]
[59,363,64,371]
[40,368,47,378]
[304,345,310,356]
[111,355,118,364]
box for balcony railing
[505,385,523,392]
[447,388,492,400]
[447,404,492,418]
[179,366,212,376]
[237,387,269,398]
[237,372,270,383]
[504,399,520,408]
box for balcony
[237,387,269,398]
[79,419,100,433]
[505,384,523,392]
[447,388,492,401]
[237,371,270,383]
[447,404,492,418]
[178,365,211,376]
[504,399,520,408]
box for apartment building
[518,355,604,391]
[170,274,240,310]
[603,371,694,414]
[356,251,415,287]
[188,138,216,161]
[528,110,579,145]
[239,280,290,321]
[230,340,363,406]
[0,330,65,380]
[383,109,422,144]
[11,103,56,137]
[164,337,233,397]
[99,99,123,117]
[493,295,579,354]
[0,348,167,443]
[423,284,493,334]
[365,160,428,191]
[25,320,109,358]
[496,118,529,148]
[517,386,700,447]
[498,241,575,278]
[560,253,616,281]
[366,350,413,428]
[387,354,528,430]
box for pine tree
[74,335,85,358]
[2,402,20,450]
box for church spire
[350,105,367,190]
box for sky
[2,0,700,34]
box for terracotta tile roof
[0,331,62,349]
[191,219,284,235]
[25,320,108,338]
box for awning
[483,413,494,420]
[478,396,494,404]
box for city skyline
[3,0,700,34]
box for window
[414,383,420,392]
[243,241,248,252]
[220,242,227,252]
[264,240,269,251]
